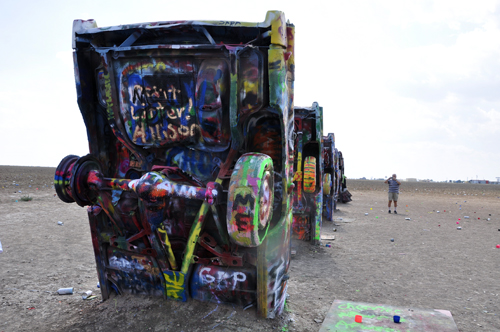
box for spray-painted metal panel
[55,11,295,318]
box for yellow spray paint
[157,227,178,271]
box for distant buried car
[292,103,323,244]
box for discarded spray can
[464,216,469,219]
[325,244,331,247]
[0,240,3,253]
[82,290,93,299]
[97,282,100,288]
[405,218,411,220]
[57,287,74,295]
[365,213,368,216]
[457,227,462,230]
[390,238,394,242]
[57,221,63,225]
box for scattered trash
[57,221,64,226]
[332,228,337,232]
[464,216,469,219]
[243,303,254,311]
[456,222,459,224]
[85,295,97,300]
[365,213,368,216]
[437,211,440,213]
[97,282,100,288]
[355,315,363,323]
[57,287,74,295]
[325,244,331,248]
[457,227,462,230]
[291,249,297,255]
[496,245,500,249]
[82,290,93,299]
[487,218,491,221]
[0,240,3,253]
[390,239,394,242]
[370,208,372,210]
[405,218,411,220]
[489,214,492,216]
[444,210,446,212]
[321,235,335,240]
[393,315,401,323]
[314,318,323,323]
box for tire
[54,155,79,203]
[323,173,332,195]
[227,153,274,247]
[303,156,316,193]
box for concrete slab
[319,300,458,332]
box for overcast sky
[1,0,499,182]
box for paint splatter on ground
[320,300,458,331]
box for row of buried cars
[54,11,348,318]
[292,104,348,246]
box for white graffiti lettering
[109,256,145,271]
[199,267,215,283]
[199,267,247,291]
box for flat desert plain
[1,166,499,331]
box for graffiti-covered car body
[55,11,295,318]
[322,133,336,221]
[336,150,352,203]
[291,103,323,244]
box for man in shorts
[384,174,401,214]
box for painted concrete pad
[319,300,458,332]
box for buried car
[55,11,295,318]
[291,103,323,244]
[322,133,336,221]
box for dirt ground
[1,167,499,332]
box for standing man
[384,174,401,214]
